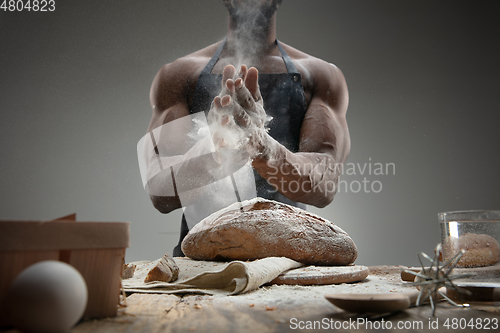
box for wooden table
[69,266,500,333]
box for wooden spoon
[325,292,419,313]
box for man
[144,0,350,256]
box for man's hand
[209,64,270,157]
[215,65,266,128]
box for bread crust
[143,253,179,283]
[442,232,500,268]
[181,198,358,265]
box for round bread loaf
[442,232,500,268]
[181,197,358,265]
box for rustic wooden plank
[69,265,500,333]
[74,294,301,333]
[72,293,500,333]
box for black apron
[173,39,308,256]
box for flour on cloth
[122,257,303,295]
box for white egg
[6,260,88,333]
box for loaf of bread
[442,233,500,268]
[181,198,358,265]
[143,253,179,283]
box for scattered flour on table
[223,274,416,308]
[125,258,419,313]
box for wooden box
[0,215,130,326]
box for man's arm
[253,61,350,207]
[144,57,251,214]
[215,61,350,208]
[146,60,192,213]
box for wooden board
[269,265,369,285]
[325,293,413,313]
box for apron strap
[201,38,298,75]
[277,40,300,74]
[201,38,227,75]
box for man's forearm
[251,135,343,208]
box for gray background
[1,0,499,266]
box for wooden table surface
[69,294,498,333]
[69,266,499,333]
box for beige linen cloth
[122,257,303,296]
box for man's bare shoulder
[150,41,223,112]
[154,41,222,83]
[280,42,347,105]
[281,42,343,80]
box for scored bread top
[182,198,358,266]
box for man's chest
[185,56,314,107]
